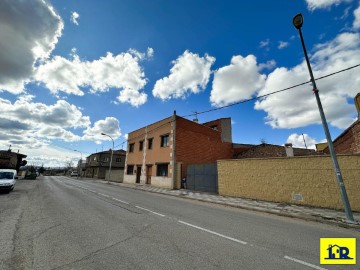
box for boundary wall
[218,155,360,211]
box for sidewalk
[77,177,360,229]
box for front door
[136,166,141,183]
[146,165,152,184]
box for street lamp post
[74,149,82,179]
[101,133,114,184]
[292,13,355,223]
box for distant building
[0,149,27,171]
[77,159,86,176]
[233,143,316,159]
[84,150,126,182]
[315,143,327,152]
[124,113,234,189]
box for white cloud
[0,96,90,129]
[259,39,270,48]
[210,55,266,107]
[353,3,360,29]
[147,47,154,58]
[71,11,80,25]
[37,127,81,142]
[83,117,121,144]
[305,0,352,10]
[35,50,149,106]
[255,32,360,129]
[0,96,124,166]
[0,96,91,151]
[286,133,320,150]
[258,60,277,71]
[278,41,289,49]
[339,6,351,20]
[0,0,63,94]
[10,144,82,167]
[152,51,215,100]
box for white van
[0,169,17,192]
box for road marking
[284,256,327,270]
[178,220,247,245]
[135,206,166,217]
[98,193,110,198]
[112,197,129,205]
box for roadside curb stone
[75,178,360,229]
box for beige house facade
[124,113,234,189]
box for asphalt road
[0,176,359,270]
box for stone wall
[105,169,124,183]
[218,155,360,211]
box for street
[0,176,359,270]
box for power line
[182,63,360,118]
[114,63,360,149]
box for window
[93,156,97,161]
[127,165,134,175]
[0,172,14,179]
[115,158,121,162]
[148,138,153,150]
[211,125,218,131]
[104,157,110,162]
[129,143,134,152]
[160,134,169,147]
[139,140,144,151]
[156,163,168,176]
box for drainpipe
[172,110,177,189]
[143,126,148,184]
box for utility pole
[293,13,355,223]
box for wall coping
[218,153,360,162]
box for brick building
[321,120,360,154]
[321,93,360,154]
[85,150,126,181]
[124,112,233,189]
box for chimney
[193,118,198,123]
[355,93,360,118]
[284,143,294,157]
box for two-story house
[124,112,234,189]
[85,149,126,182]
[0,149,27,171]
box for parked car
[24,172,37,180]
[70,171,78,177]
[0,169,17,193]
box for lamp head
[101,133,106,135]
[293,13,303,29]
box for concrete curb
[116,183,360,229]
[72,178,360,230]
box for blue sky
[1,0,360,167]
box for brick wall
[202,118,232,142]
[328,120,360,154]
[176,117,233,179]
[218,155,360,211]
